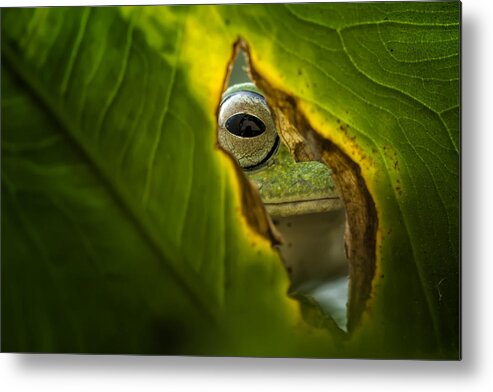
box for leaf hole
[219,39,378,334]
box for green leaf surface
[1,3,460,358]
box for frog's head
[217,83,342,218]
[217,82,279,171]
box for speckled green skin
[249,144,335,202]
[248,143,342,217]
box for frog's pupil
[225,113,266,138]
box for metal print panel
[1,1,460,359]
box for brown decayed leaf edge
[241,39,378,331]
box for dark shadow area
[460,14,481,371]
[13,352,473,378]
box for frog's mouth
[263,196,344,218]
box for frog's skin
[218,82,343,218]
[248,144,343,217]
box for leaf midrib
[2,40,218,322]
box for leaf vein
[94,16,135,146]
[142,15,184,207]
[60,7,91,97]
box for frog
[217,83,349,330]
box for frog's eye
[218,85,279,171]
[225,113,266,138]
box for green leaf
[1,3,459,358]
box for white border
[2,0,492,391]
